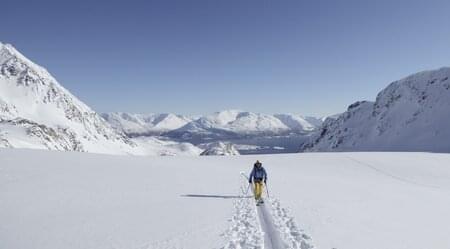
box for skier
[248,160,267,204]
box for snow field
[2,149,450,249]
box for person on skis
[249,160,267,203]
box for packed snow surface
[2,149,450,249]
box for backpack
[253,167,266,179]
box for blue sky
[2,0,450,116]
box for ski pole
[265,182,270,198]
[245,182,251,196]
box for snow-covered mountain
[0,42,142,154]
[160,110,320,141]
[273,114,318,131]
[101,110,322,153]
[179,110,318,134]
[103,110,320,138]
[101,112,192,136]
[199,141,240,156]
[302,67,450,152]
[0,42,204,156]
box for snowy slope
[101,112,192,136]
[274,113,316,131]
[132,136,202,156]
[303,67,450,152]
[0,42,140,154]
[2,149,450,249]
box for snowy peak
[0,42,137,154]
[104,110,322,138]
[207,110,243,126]
[101,112,192,136]
[303,67,450,152]
[274,114,316,131]
[226,112,289,133]
[173,110,320,136]
[0,42,61,92]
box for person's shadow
[180,194,252,199]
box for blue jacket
[249,166,267,182]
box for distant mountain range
[101,110,323,154]
[100,113,192,136]
[1,41,449,155]
[102,110,321,137]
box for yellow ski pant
[253,181,264,200]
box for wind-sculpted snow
[303,67,450,152]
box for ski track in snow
[256,201,285,249]
[267,199,313,249]
[221,196,264,249]
[222,182,313,249]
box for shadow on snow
[180,194,253,199]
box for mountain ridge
[102,110,322,137]
[0,42,139,154]
[302,67,450,152]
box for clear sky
[2,0,450,117]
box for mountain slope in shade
[302,67,450,152]
[199,141,240,156]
